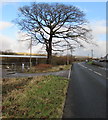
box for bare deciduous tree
[15,3,92,64]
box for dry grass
[36,64,53,69]
[2,75,69,118]
[24,64,71,73]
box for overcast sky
[0,0,106,58]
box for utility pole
[91,49,93,59]
[70,48,73,64]
[66,43,69,65]
[30,37,32,69]
[88,54,89,61]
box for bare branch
[14,3,94,64]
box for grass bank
[2,75,69,118]
[24,64,71,73]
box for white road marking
[81,65,87,68]
[78,63,87,69]
[93,71,102,76]
[78,63,104,77]
[89,69,93,71]
[83,66,87,69]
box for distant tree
[15,3,93,64]
[1,50,17,55]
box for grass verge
[2,75,69,118]
[24,64,71,73]
[87,61,93,65]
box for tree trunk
[46,48,52,64]
[46,36,52,64]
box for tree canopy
[15,3,92,64]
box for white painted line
[68,68,71,79]
[93,71,102,76]
[89,69,93,71]
[81,65,87,69]
[83,66,87,69]
[78,63,87,69]
[78,62,83,65]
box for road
[63,62,106,118]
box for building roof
[0,54,47,58]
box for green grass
[87,61,93,65]
[2,75,69,118]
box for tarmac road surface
[63,62,106,118]
[1,69,69,79]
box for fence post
[22,63,24,71]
